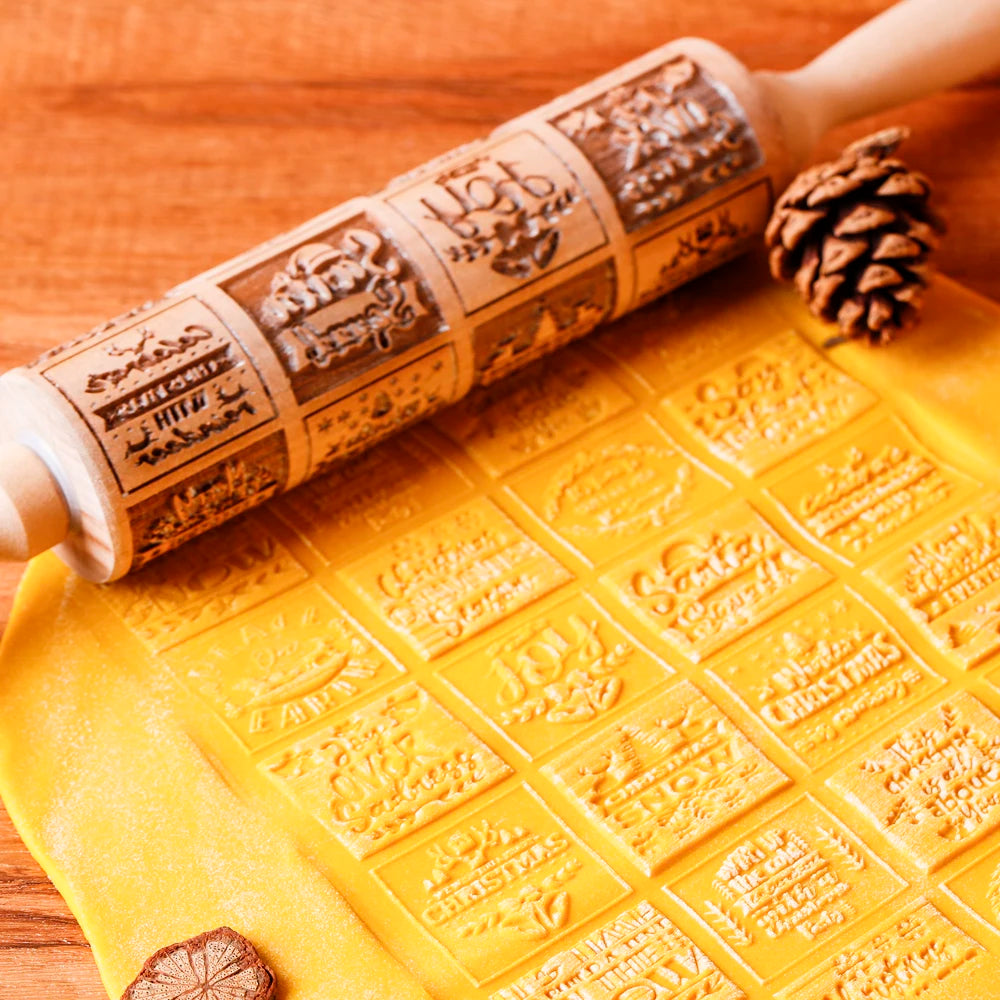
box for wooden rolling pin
[1,0,998,582]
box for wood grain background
[1,1,999,995]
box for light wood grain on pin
[0,444,69,563]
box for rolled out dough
[4,262,1000,999]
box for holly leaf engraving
[703,900,754,947]
[817,826,866,871]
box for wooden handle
[0,444,69,562]
[758,0,1000,162]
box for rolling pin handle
[0,444,69,562]
[757,0,1000,165]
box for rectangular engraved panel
[373,785,629,985]
[779,900,1000,1000]
[767,418,980,564]
[42,296,278,492]
[509,414,728,566]
[167,583,404,752]
[550,54,763,232]
[262,683,511,859]
[670,797,906,983]
[663,331,877,476]
[827,693,1000,872]
[303,343,459,476]
[543,680,789,875]
[472,262,615,387]
[386,132,608,315]
[341,498,572,659]
[712,588,945,769]
[433,347,633,478]
[276,431,472,561]
[493,899,744,1000]
[222,212,447,404]
[439,591,673,759]
[128,431,288,570]
[98,515,309,652]
[602,501,829,662]
[866,497,1000,668]
[633,180,772,307]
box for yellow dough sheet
[5,258,1000,999]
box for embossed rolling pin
[1,0,998,582]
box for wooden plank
[0,802,103,997]
[0,949,105,1000]
[0,877,89,948]
[0,805,46,880]
[0,0,998,996]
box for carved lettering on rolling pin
[223,215,446,404]
[303,344,459,477]
[41,297,279,493]
[552,55,763,232]
[387,132,608,314]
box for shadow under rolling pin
[1,0,998,582]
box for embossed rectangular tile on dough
[827,692,1000,872]
[778,899,1000,1000]
[373,784,630,985]
[668,796,907,982]
[493,899,745,1000]
[261,682,513,859]
[601,499,829,661]
[439,589,673,759]
[711,586,945,769]
[508,412,728,566]
[165,581,406,751]
[433,347,633,477]
[543,679,789,875]
[766,416,981,564]
[341,497,572,659]
[866,497,1000,668]
[662,330,877,476]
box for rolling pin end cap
[0,443,70,562]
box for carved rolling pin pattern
[2,0,999,581]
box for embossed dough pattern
[5,265,1000,999]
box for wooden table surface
[2,0,999,996]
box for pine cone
[765,127,945,344]
[121,927,276,1000]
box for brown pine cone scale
[765,127,945,344]
[121,927,276,1000]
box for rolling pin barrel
[2,0,998,582]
